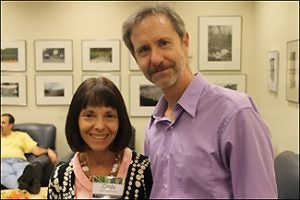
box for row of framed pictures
[1,16,243,72]
[1,74,246,116]
[267,39,299,103]
[1,40,125,72]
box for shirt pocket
[173,152,213,196]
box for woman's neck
[80,150,122,178]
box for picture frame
[129,75,163,117]
[82,40,120,71]
[267,50,279,92]
[199,16,242,71]
[35,40,73,71]
[82,74,120,90]
[286,39,299,103]
[35,75,73,105]
[1,40,26,71]
[203,74,246,92]
[1,75,27,105]
[129,53,139,71]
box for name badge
[92,176,125,199]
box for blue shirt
[144,73,277,198]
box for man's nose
[150,48,164,66]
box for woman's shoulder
[54,160,73,175]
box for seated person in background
[1,113,58,194]
[47,77,152,199]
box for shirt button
[166,154,170,159]
[163,185,168,189]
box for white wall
[252,2,299,155]
[1,1,298,159]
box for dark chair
[274,150,299,199]
[57,126,136,165]
[12,123,57,187]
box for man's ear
[182,32,190,56]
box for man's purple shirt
[144,73,277,199]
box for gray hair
[122,3,186,55]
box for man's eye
[158,40,169,47]
[137,46,149,56]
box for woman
[47,77,152,199]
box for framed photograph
[82,40,120,71]
[267,50,279,92]
[203,74,246,92]
[199,16,241,71]
[35,75,73,105]
[1,40,26,71]
[130,75,163,117]
[129,53,139,71]
[82,74,120,90]
[35,40,73,71]
[1,75,27,105]
[286,39,299,103]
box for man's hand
[31,146,58,165]
[47,148,58,165]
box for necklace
[80,153,121,181]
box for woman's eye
[82,112,94,119]
[106,113,116,118]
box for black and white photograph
[44,82,65,97]
[42,48,65,63]
[90,48,112,63]
[139,85,163,107]
[208,25,232,61]
[268,50,279,92]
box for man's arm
[31,146,58,165]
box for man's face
[130,14,189,90]
[1,116,13,136]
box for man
[122,4,277,199]
[1,113,57,194]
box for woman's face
[78,106,119,152]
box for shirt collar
[149,73,208,126]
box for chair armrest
[26,154,51,167]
